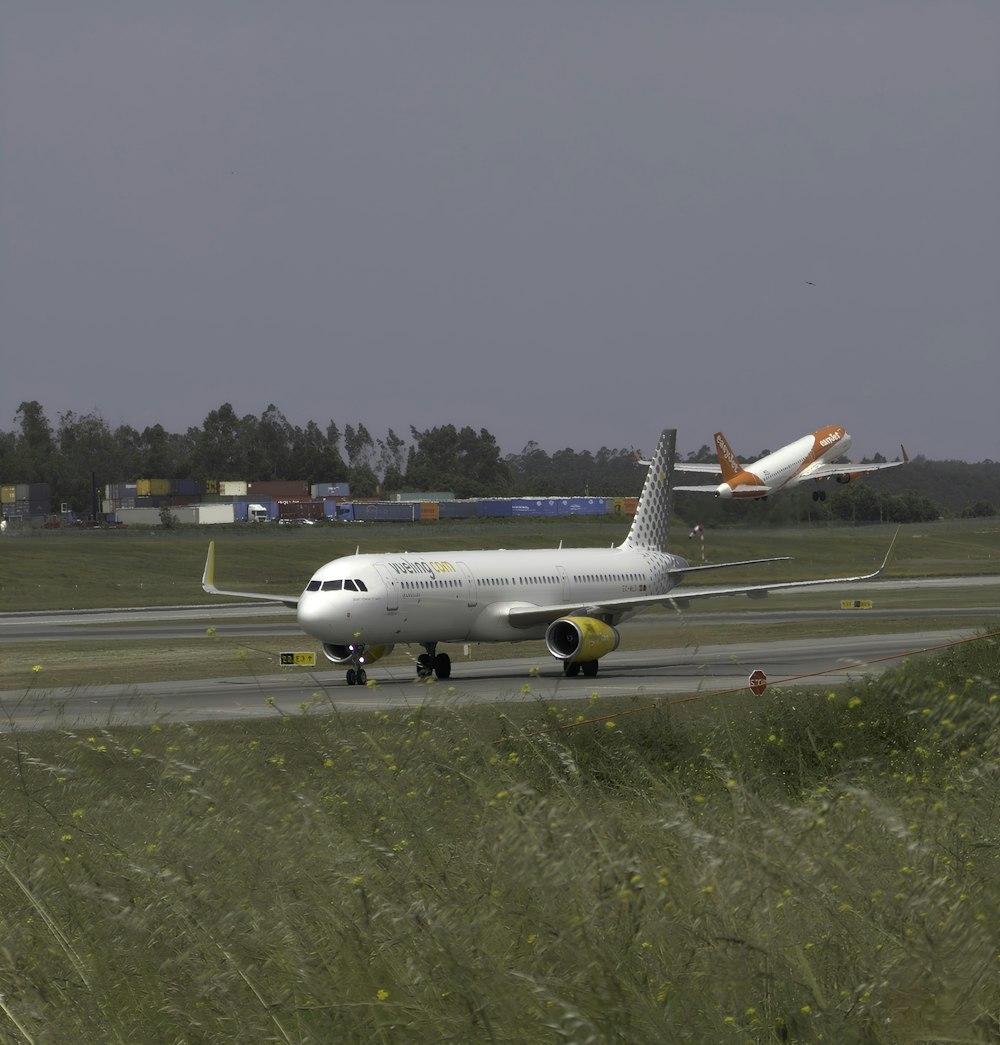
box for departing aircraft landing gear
[812,490,827,502]
[345,667,367,686]
[563,660,599,678]
[416,643,451,681]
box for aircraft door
[456,562,478,607]
[374,564,399,611]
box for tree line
[1,400,996,523]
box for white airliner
[674,425,908,502]
[202,429,897,685]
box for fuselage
[296,545,689,647]
[718,425,851,499]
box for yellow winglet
[200,540,300,607]
[202,541,217,594]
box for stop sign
[748,669,768,696]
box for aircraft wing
[674,483,771,496]
[673,462,722,474]
[507,534,897,628]
[803,445,909,482]
[201,542,301,608]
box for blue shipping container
[351,502,421,522]
[438,500,481,519]
[478,499,513,518]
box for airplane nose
[297,592,328,638]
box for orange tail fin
[713,432,742,483]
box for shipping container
[136,478,171,497]
[219,480,248,497]
[570,497,607,515]
[512,499,559,517]
[312,482,350,498]
[104,482,135,500]
[392,491,454,502]
[350,501,421,522]
[113,507,168,526]
[249,480,309,498]
[172,478,203,496]
[1,486,16,504]
[607,496,639,516]
[204,479,219,495]
[193,503,235,525]
[329,502,354,521]
[419,501,440,521]
[437,500,481,519]
[277,499,325,521]
[478,499,513,518]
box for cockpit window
[321,579,343,591]
[355,579,368,592]
[306,580,321,591]
[344,579,358,591]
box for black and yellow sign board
[840,600,873,610]
[279,652,317,667]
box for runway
[0,623,985,732]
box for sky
[2,2,998,464]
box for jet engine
[322,642,394,666]
[836,472,863,484]
[545,616,620,663]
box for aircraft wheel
[563,662,581,678]
[416,653,433,678]
[434,653,451,680]
[581,660,599,678]
[356,668,367,685]
[346,668,357,686]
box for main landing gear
[812,490,827,502]
[416,643,452,681]
[562,660,599,678]
[345,667,367,686]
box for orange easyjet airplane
[674,425,908,502]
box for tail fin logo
[714,432,741,481]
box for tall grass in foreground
[1,637,998,1043]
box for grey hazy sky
[2,2,997,462]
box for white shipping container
[219,480,248,497]
[194,503,235,525]
[114,508,167,526]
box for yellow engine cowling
[545,616,620,663]
[322,643,394,666]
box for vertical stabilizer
[621,429,676,551]
[713,431,742,483]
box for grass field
[0,636,997,1042]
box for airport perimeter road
[0,628,982,732]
